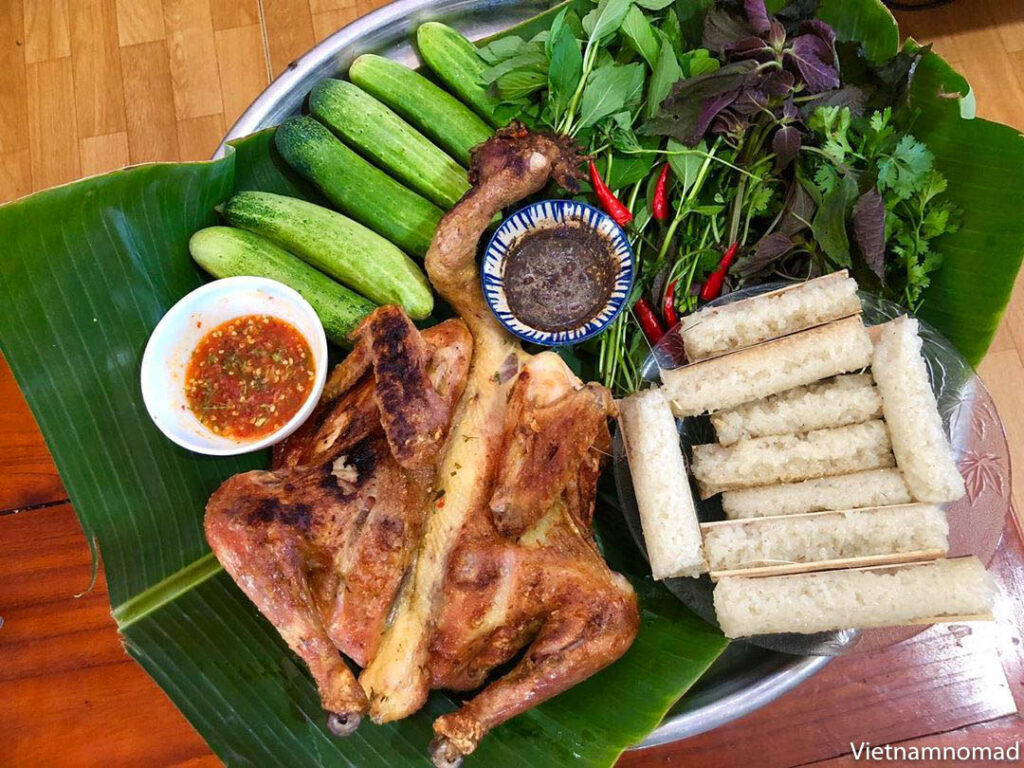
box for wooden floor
[0,1,1022,766]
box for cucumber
[219,191,433,319]
[416,22,504,129]
[189,226,376,348]
[348,54,492,167]
[274,116,442,258]
[309,79,469,210]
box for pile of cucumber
[190,23,500,348]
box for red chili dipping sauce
[185,314,315,440]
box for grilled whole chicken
[205,125,639,766]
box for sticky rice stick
[711,373,882,445]
[720,469,912,519]
[871,316,965,503]
[701,503,948,579]
[712,557,993,638]
[619,388,704,578]
[680,271,861,362]
[691,420,895,499]
[661,317,873,417]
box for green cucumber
[274,115,442,258]
[189,226,375,348]
[416,22,504,128]
[309,79,470,209]
[219,191,433,319]
[348,54,492,166]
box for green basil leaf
[498,70,547,100]
[548,18,584,121]
[578,62,645,129]
[813,172,859,267]
[646,30,683,119]
[583,0,633,45]
[479,45,547,85]
[477,36,525,65]
[546,7,569,55]
[660,7,683,55]
[667,138,706,195]
[681,48,721,77]
[621,5,660,68]
[564,8,585,38]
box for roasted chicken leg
[205,125,640,767]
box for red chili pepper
[652,163,671,221]
[699,242,739,302]
[662,279,678,327]
[589,160,632,227]
[634,297,665,344]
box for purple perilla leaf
[786,32,839,92]
[781,97,798,121]
[739,232,795,278]
[761,69,795,97]
[711,108,750,139]
[772,125,801,169]
[798,85,869,119]
[852,188,886,281]
[642,60,759,145]
[801,19,837,48]
[785,19,839,93]
[744,0,771,35]
[697,90,741,139]
[703,7,753,54]
[733,88,768,116]
[779,180,816,236]
[757,232,795,260]
[767,20,786,50]
[730,35,775,62]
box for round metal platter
[215,0,843,746]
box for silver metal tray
[216,0,831,746]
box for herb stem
[621,147,759,179]
[559,42,598,134]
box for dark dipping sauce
[502,224,618,332]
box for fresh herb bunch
[799,106,959,309]
[477,0,957,395]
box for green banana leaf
[905,49,1024,365]
[818,0,899,65]
[0,116,726,768]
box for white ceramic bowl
[141,276,328,455]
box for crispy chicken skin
[205,125,639,767]
[206,308,472,732]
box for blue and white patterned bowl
[481,199,635,346]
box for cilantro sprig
[803,106,959,308]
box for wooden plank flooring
[0,1,1021,766]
